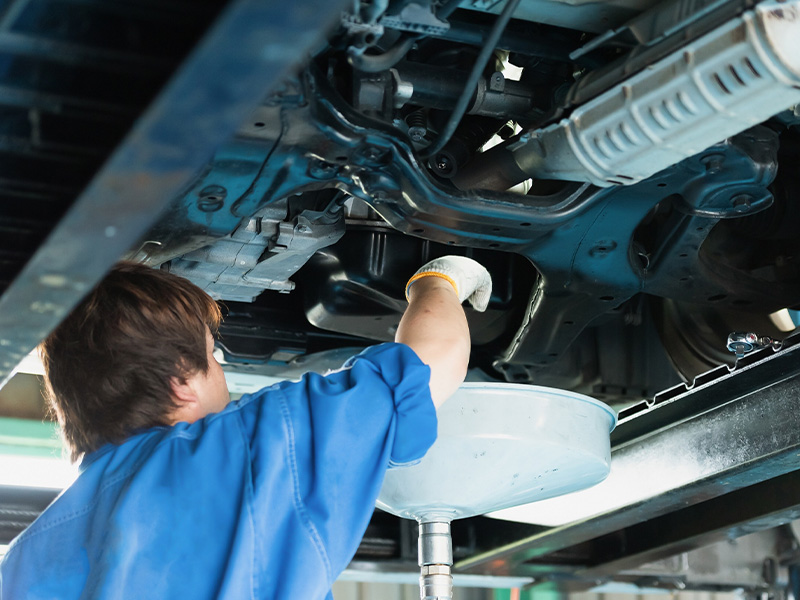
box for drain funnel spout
[418,521,453,600]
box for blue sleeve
[237,342,436,585]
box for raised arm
[395,256,492,408]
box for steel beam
[456,338,800,575]
[0,0,350,385]
[574,470,800,578]
[613,331,800,445]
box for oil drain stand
[377,382,617,600]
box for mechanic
[0,255,491,599]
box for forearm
[395,277,470,408]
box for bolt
[408,126,426,142]
[701,153,725,173]
[732,194,753,213]
[727,332,758,357]
[364,147,381,161]
[309,160,337,179]
[434,154,453,175]
[198,185,227,212]
[296,224,310,234]
[357,145,389,165]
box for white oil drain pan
[377,382,617,522]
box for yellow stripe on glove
[405,271,460,301]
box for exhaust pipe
[453,0,800,190]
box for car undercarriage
[1,0,800,595]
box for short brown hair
[41,262,221,462]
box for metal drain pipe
[419,521,453,600]
[453,0,800,191]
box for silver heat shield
[454,0,800,190]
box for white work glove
[405,255,493,312]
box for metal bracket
[727,331,783,358]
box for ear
[170,376,199,406]
[168,376,202,425]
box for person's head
[40,262,228,462]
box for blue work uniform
[0,343,436,600]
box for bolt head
[433,154,453,175]
[197,185,226,212]
[408,126,426,142]
[701,153,725,173]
